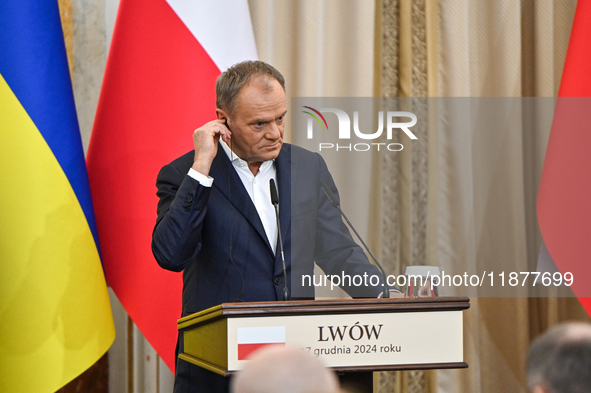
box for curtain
[374,1,590,392]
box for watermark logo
[302,106,329,132]
[302,106,418,152]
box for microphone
[320,181,396,298]
[270,179,290,301]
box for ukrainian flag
[0,1,115,391]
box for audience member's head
[527,322,591,393]
[231,345,341,393]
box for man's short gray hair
[216,61,285,116]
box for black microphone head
[320,181,340,208]
[269,179,279,205]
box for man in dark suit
[152,61,387,393]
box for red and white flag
[237,326,286,361]
[87,0,257,371]
[538,0,591,316]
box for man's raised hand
[191,119,231,176]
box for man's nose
[266,122,281,139]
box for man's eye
[256,122,265,127]
[276,116,284,123]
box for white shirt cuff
[188,168,213,187]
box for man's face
[220,77,287,167]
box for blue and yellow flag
[0,1,115,391]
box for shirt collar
[220,140,274,171]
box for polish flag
[237,326,286,361]
[537,0,591,315]
[86,0,257,371]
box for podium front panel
[227,310,463,371]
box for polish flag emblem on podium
[237,326,286,360]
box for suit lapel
[209,147,272,251]
[275,144,292,244]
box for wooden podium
[178,297,470,387]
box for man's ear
[216,108,228,121]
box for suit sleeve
[151,162,212,272]
[312,153,384,298]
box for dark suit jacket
[152,143,383,393]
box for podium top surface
[178,297,470,331]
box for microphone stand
[270,179,290,301]
[320,181,397,298]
